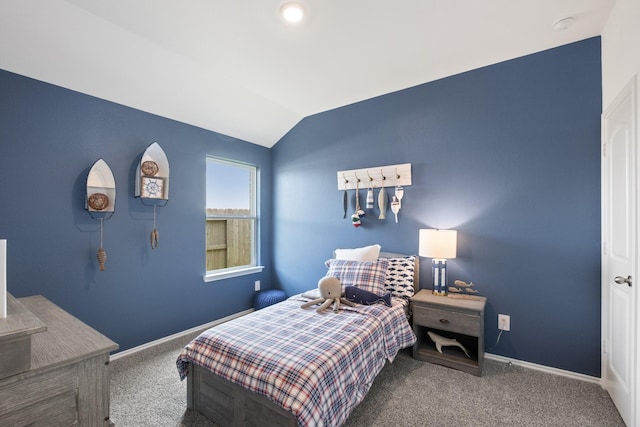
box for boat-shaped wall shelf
[86,158,116,220]
[337,163,412,191]
[135,142,169,207]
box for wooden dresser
[0,294,118,426]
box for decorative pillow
[334,244,381,261]
[384,256,416,299]
[324,258,389,295]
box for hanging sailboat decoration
[86,158,116,271]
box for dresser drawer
[0,364,78,416]
[0,389,78,427]
[413,305,480,336]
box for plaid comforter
[176,295,416,427]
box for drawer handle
[439,318,450,324]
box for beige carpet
[110,335,624,427]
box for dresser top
[18,295,119,371]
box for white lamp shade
[419,229,457,259]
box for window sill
[203,265,265,283]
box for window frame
[204,157,263,282]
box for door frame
[601,75,638,426]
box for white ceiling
[0,0,615,147]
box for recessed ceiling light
[553,17,575,31]
[280,2,305,23]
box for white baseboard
[485,352,602,385]
[110,308,254,361]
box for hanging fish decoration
[97,247,107,271]
[150,205,159,249]
[150,228,159,249]
[343,189,348,219]
[97,217,107,271]
[378,186,387,219]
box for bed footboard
[187,363,297,427]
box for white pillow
[301,288,321,299]
[334,244,381,261]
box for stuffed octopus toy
[301,276,355,313]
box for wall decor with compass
[135,142,170,249]
[141,176,165,199]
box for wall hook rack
[336,163,411,191]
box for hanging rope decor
[351,176,365,227]
[150,204,159,249]
[97,218,107,271]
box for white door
[602,76,637,427]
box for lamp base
[432,259,447,296]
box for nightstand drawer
[413,306,480,336]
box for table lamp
[419,229,457,295]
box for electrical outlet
[254,280,260,291]
[498,314,510,331]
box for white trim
[110,308,254,361]
[485,353,601,385]
[203,265,265,282]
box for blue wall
[0,69,272,352]
[1,37,602,376]
[272,38,602,376]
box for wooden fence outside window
[206,209,252,271]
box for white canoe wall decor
[85,158,116,271]
[135,142,170,204]
[135,142,170,249]
[86,158,116,219]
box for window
[204,157,262,281]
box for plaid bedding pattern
[176,296,416,427]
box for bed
[176,251,419,426]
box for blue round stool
[254,289,286,310]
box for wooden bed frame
[185,252,419,426]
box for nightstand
[411,289,486,376]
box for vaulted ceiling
[0,1,615,147]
